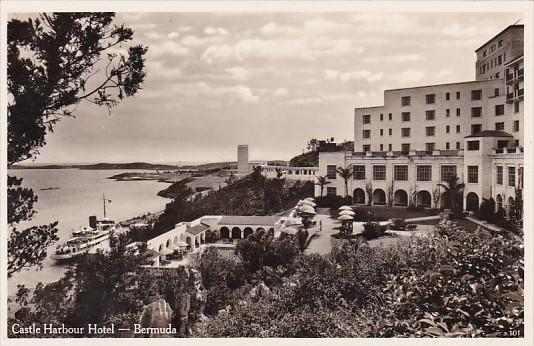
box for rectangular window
[363,114,371,124]
[471,107,482,118]
[508,167,515,187]
[468,166,479,184]
[401,143,410,153]
[467,140,480,151]
[471,90,482,100]
[456,142,461,150]
[495,104,504,116]
[471,124,482,134]
[380,144,384,151]
[394,165,408,181]
[494,88,500,97]
[514,120,519,132]
[380,113,384,121]
[514,102,519,113]
[363,130,371,139]
[426,94,435,104]
[441,165,457,181]
[425,110,435,120]
[456,91,461,100]
[352,165,365,180]
[401,128,410,137]
[417,165,432,182]
[496,166,503,185]
[380,129,384,136]
[402,112,411,122]
[389,128,392,136]
[373,165,386,180]
[498,55,502,65]
[388,113,392,120]
[446,125,450,133]
[401,96,411,106]
[456,108,461,117]
[326,187,337,196]
[495,122,504,131]
[363,144,371,152]
[446,109,450,117]
[446,92,450,100]
[426,143,435,152]
[446,142,450,150]
[456,125,461,133]
[327,165,337,179]
[388,144,392,151]
[426,126,435,136]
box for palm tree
[275,167,283,179]
[437,175,465,213]
[336,167,352,197]
[315,175,330,197]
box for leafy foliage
[7,12,147,277]
[361,221,387,240]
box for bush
[361,222,387,240]
[389,218,406,230]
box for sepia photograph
[1,0,532,343]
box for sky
[14,11,521,164]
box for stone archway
[466,192,480,212]
[244,227,254,238]
[496,194,503,212]
[393,190,408,207]
[416,190,432,208]
[231,227,242,239]
[372,189,386,205]
[353,188,366,204]
[256,227,265,233]
[220,227,230,239]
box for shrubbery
[361,221,387,240]
[199,219,524,337]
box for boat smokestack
[89,216,97,228]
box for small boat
[51,193,121,263]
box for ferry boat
[51,194,121,263]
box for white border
[0,1,533,346]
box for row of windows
[363,104,505,124]
[496,166,518,187]
[362,123,501,139]
[362,142,463,152]
[334,164,459,182]
[400,89,491,107]
[329,164,487,185]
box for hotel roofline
[474,24,523,52]
[353,79,503,110]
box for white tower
[237,145,249,174]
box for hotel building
[317,25,524,214]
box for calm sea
[7,169,170,296]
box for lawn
[415,218,487,232]
[350,205,432,221]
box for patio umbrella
[159,247,174,255]
[304,197,315,202]
[299,205,317,214]
[338,214,354,221]
[176,241,189,248]
[296,200,305,206]
[339,209,355,216]
[339,205,353,211]
[284,218,301,226]
[281,227,298,235]
[302,200,317,207]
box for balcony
[505,68,524,85]
[506,88,524,103]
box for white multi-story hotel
[317,25,524,214]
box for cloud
[361,54,425,64]
[392,69,426,84]
[167,32,180,39]
[225,67,250,81]
[201,44,236,64]
[273,88,289,97]
[323,69,383,83]
[204,27,229,36]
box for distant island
[11,162,182,170]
